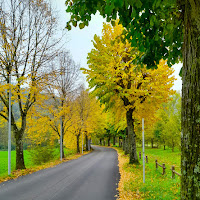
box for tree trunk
[181,1,200,199]
[100,138,102,145]
[76,134,80,153]
[103,139,105,146]
[61,137,65,158]
[119,137,122,147]
[15,131,25,169]
[113,136,116,146]
[126,109,139,164]
[122,137,125,150]
[61,120,65,158]
[108,137,110,146]
[124,135,129,155]
[85,135,88,151]
[151,138,154,148]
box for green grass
[0,150,32,177]
[0,148,76,177]
[138,147,181,199]
[118,147,181,200]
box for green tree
[154,92,181,151]
[65,1,200,198]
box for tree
[65,1,200,198]
[154,92,181,151]
[0,0,59,169]
[43,51,80,158]
[70,88,92,153]
[82,22,175,164]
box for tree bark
[126,109,139,164]
[15,131,25,169]
[85,135,88,151]
[119,137,122,147]
[61,119,65,158]
[100,138,102,145]
[61,137,65,158]
[151,138,154,148]
[181,1,200,199]
[76,134,80,153]
[113,136,116,146]
[107,137,110,146]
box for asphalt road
[0,146,119,200]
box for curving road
[0,146,119,200]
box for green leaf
[66,24,72,30]
[135,0,142,8]
[79,23,85,29]
[72,21,77,27]
[111,20,115,27]
[131,7,136,18]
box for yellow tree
[0,0,59,169]
[82,22,175,164]
[43,51,80,158]
[70,87,106,153]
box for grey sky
[54,0,182,92]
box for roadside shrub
[29,145,55,165]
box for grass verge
[114,147,181,200]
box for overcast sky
[53,0,182,92]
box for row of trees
[0,0,107,170]
[94,91,181,153]
[82,21,175,164]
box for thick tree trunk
[124,135,129,155]
[76,134,80,153]
[113,136,116,146]
[124,128,129,155]
[85,135,88,151]
[100,138,102,145]
[15,131,25,169]
[181,1,200,199]
[126,109,139,164]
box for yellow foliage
[83,21,176,132]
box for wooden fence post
[146,155,148,163]
[172,165,175,179]
[155,159,158,169]
[162,163,166,175]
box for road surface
[0,146,119,200]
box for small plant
[29,145,55,165]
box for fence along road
[0,146,119,200]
